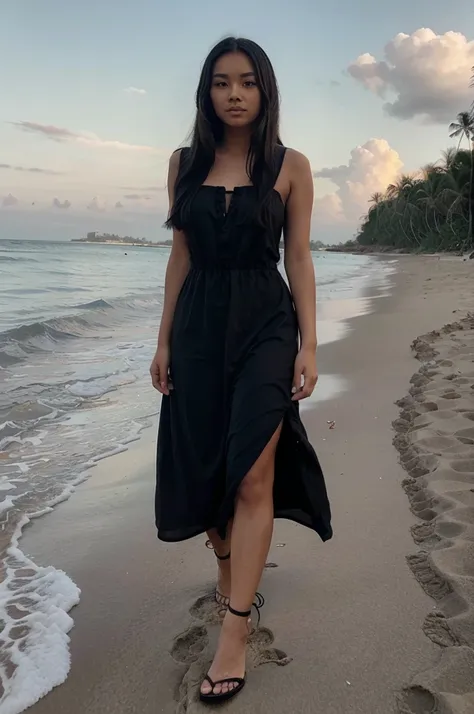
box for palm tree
[471,65,474,112]
[441,147,458,172]
[449,111,474,152]
[449,112,474,242]
[356,141,473,252]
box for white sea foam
[0,496,18,513]
[0,418,151,713]
[67,372,136,398]
[90,444,128,462]
[0,517,80,714]
[10,463,29,474]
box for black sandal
[199,604,250,704]
[206,539,230,608]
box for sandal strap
[228,593,265,627]
[205,539,231,560]
[215,551,231,561]
[207,676,244,688]
[228,604,252,618]
[252,592,265,629]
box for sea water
[0,238,395,712]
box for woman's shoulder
[282,147,311,173]
[169,146,190,168]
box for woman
[151,36,332,704]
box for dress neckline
[200,184,252,192]
[199,185,285,207]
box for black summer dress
[155,146,332,543]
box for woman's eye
[244,81,257,87]
[214,81,227,88]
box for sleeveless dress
[155,146,332,543]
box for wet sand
[22,255,473,714]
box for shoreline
[0,254,382,712]
[12,255,474,713]
[326,245,474,259]
[71,241,169,247]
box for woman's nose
[228,83,242,101]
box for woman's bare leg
[201,425,280,696]
[206,519,233,604]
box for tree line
[356,72,474,253]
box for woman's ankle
[223,615,249,639]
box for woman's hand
[150,345,171,395]
[292,347,318,401]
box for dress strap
[273,145,287,186]
[175,147,190,178]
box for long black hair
[166,37,282,231]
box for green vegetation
[73,232,155,245]
[357,143,473,253]
[355,69,474,253]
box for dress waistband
[190,262,279,272]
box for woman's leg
[206,520,233,603]
[201,425,280,695]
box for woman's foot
[200,609,249,697]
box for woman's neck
[219,127,252,156]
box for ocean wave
[66,372,137,398]
[0,256,37,263]
[0,291,162,368]
[0,314,107,367]
[74,298,113,310]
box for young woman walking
[151,36,332,704]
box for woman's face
[210,51,261,129]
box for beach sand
[21,255,473,714]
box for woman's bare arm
[283,149,318,399]
[150,151,190,394]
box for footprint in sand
[450,458,474,473]
[170,625,209,665]
[172,586,292,711]
[455,427,474,445]
[423,611,460,647]
[397,685,437,714]
[394,314,474,714]
[189,593,226,626]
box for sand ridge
[393,314,474,713]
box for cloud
[0,162,62,175]
[348,28,474,123]
[115,201,124,209]
[11,121,158,152]
[313,138,403,223]
[123,194,152,200]
[2,193,19,207]
[87,196,107,212]
[53,197,71,209]
[124,86,147,95]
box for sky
[1,0,474,243]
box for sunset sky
[1,0,474,242]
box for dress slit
[216,410,286,539]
